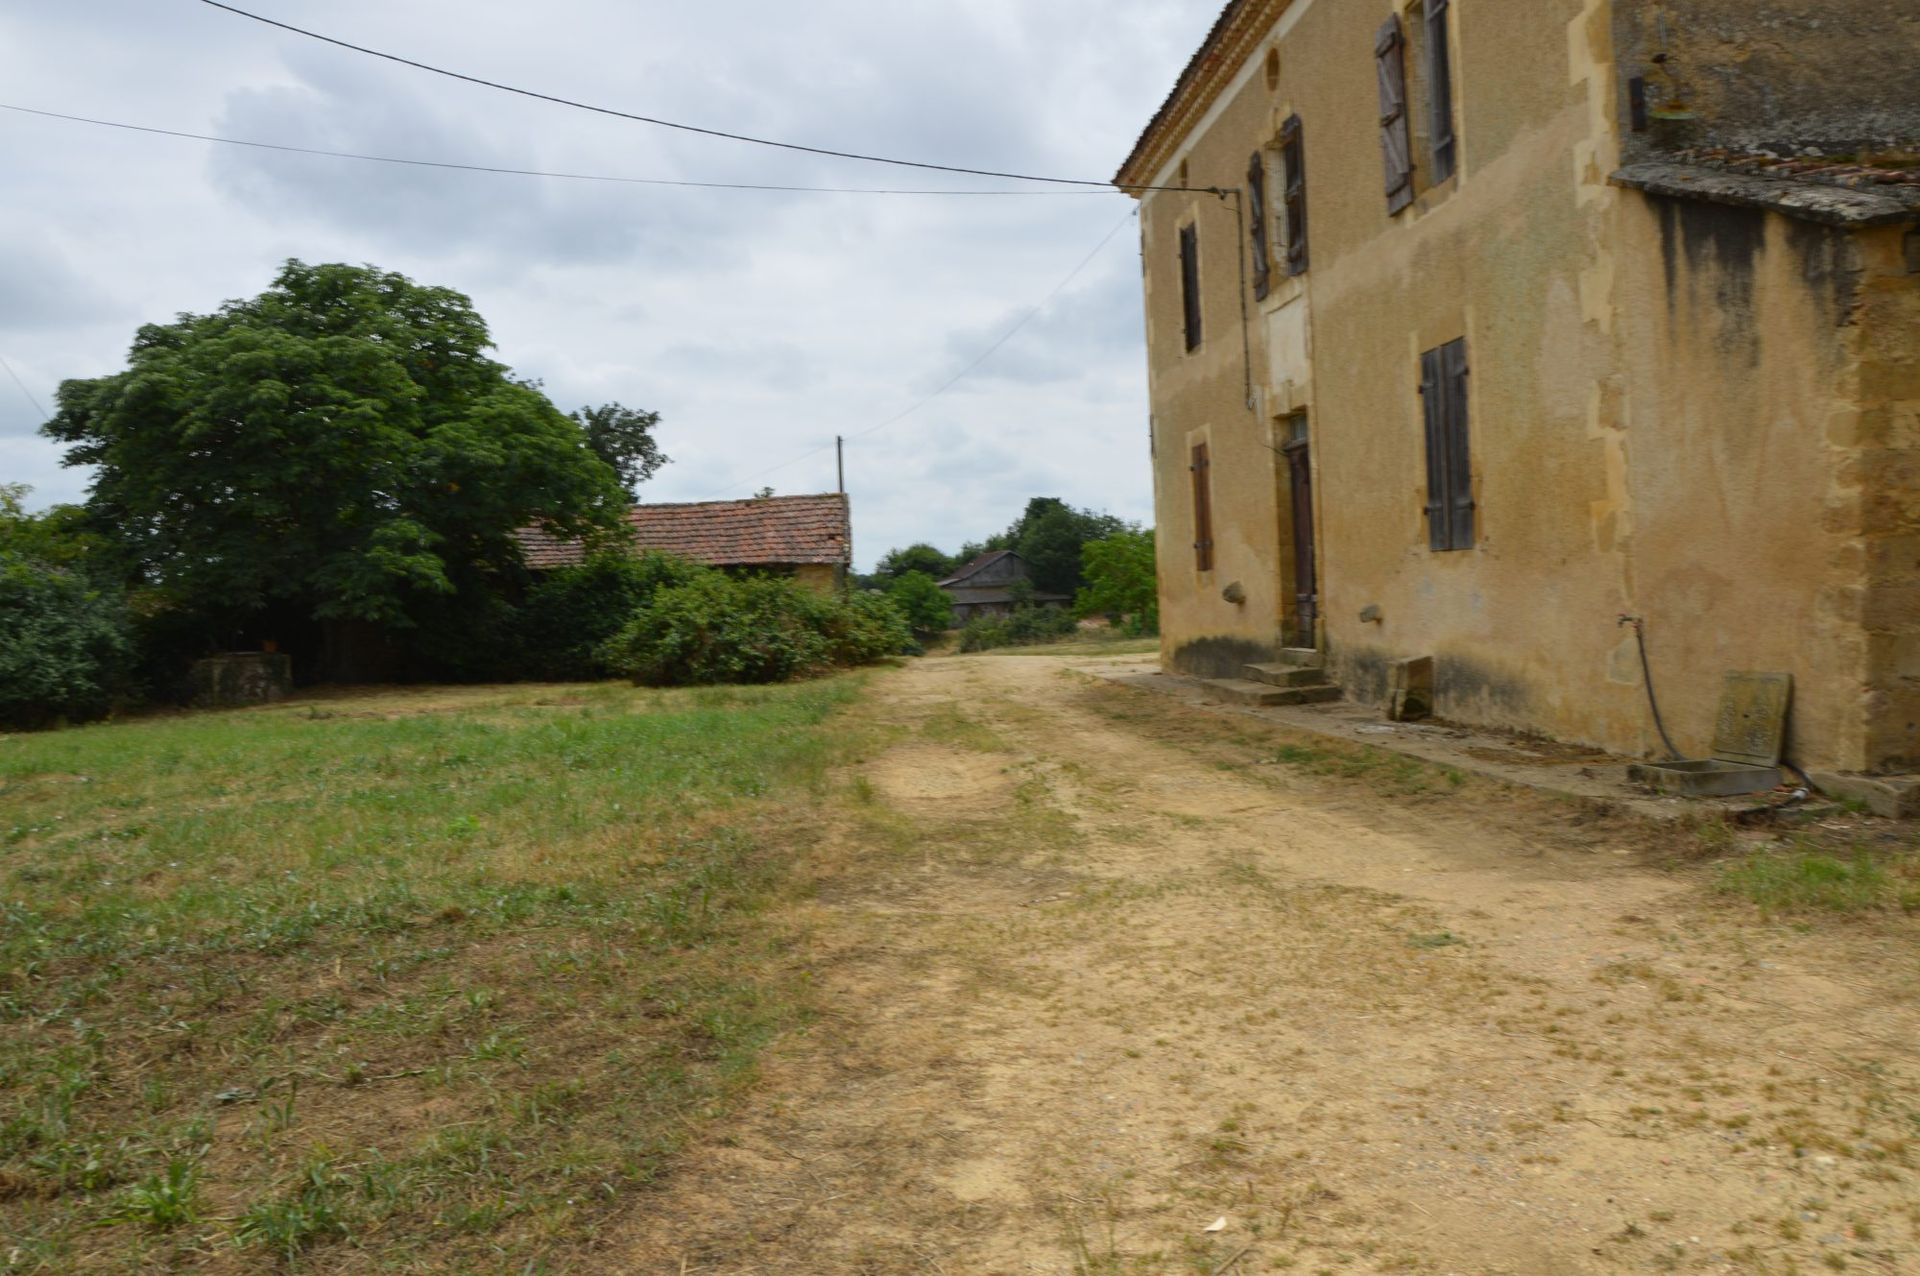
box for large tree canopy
[43,261,627,630]
[1005,497,1126,597]
[572,402,668,500]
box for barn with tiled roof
[517,493,851,591]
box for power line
[699,209,1136,501]
[0,103,1117,197]
[195,0,1206,195]
[0,353,48,420]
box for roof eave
[1113,0,1291,192]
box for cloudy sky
[0,0,1219,569]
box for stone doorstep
[1197,677,1344,708]
[1243,662,1331,688]
[1806,771,1920,819]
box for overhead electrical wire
[698,209,1137,501]
[0,353,49,420]
[194,0,1210,195]
[0,103,1117,196]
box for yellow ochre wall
[1127,0,1920,772]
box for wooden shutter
[1248,152,1271,301]
[1440,338,1473,548]
[1279,114,1308,276]
[1179,223,1202,352]
[1419,339,1474,551]
[1376,16,1414,215]
[1190,442,1215,571]
[1426,0,1457,183]
[1419,347,1449,550]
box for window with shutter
[1426,0,1457,183]
[1248,152,1271,301]
[1190,441,1215,572]
[1419,338,1474,551]
[1278,114,1308,275]
[1179,223,1203,352]
[1376,16,1415,215]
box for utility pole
[836,435,845,494]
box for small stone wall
[189,653,293,708]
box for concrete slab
[1072,656,1795,822]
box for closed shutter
[1279,114,1308,275]
[1441,337,1473,548]
[1376,16,1414,215]
[1419,348,1449,550]
[1426,0,1457,183]
[1190,442,1215,571]
[1419,339,1474,551]
[1179,224,1203,351]
[1248,151,1271,301]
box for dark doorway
[1281,417,1318,647]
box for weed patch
[1715,846,1920,916]
[0,678,860,1270]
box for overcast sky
[0,0,1219,570]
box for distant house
[937,550,1070,623]
[517,493,851,592]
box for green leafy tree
[41,261,626,663]
[572,402,668,499]
[1076,527,1158,634]
[873,543,956,585]
[1007,498,1125,597]
[0,484,102,570]
[0,550,132,728]
[886,570,953,639]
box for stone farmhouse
[1115,0,1920,778]
[518,493,852,592]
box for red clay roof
[517,493,850,571]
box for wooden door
[1283,437,1318,647]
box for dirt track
[614,653,1920,1274]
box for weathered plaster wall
[1854,229,1920,770]
[1128,0,1920,771]
[792,563,840,594]
[1137,12,1297,679]
[1611,198,1874,769]
[1614,0,1920,154]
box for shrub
[518,551,703,680]
[955,605,1077,653]
[0,550,133,729]
[603,569,910,687]
[886,571,953,639]
[956,615,1010,653]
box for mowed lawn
[0,679,860,1272]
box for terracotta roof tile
[517,493,850,571]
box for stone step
[1244,662,1330,688]
[1198,678,1344,708]
[1275,647,1324,668]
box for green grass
[1714,845,1920,915]
[974,635,1161,658]
[0,677,861,1271]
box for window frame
[1179,222,1203,352]
[1419,338,1474,552]
[1190,441,1215,572]
[1425,0,1458,184]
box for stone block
[189,653,293,708]
[1387,656,1434,722]
[1808,771,1920,819]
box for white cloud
[0,0,1221,563]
